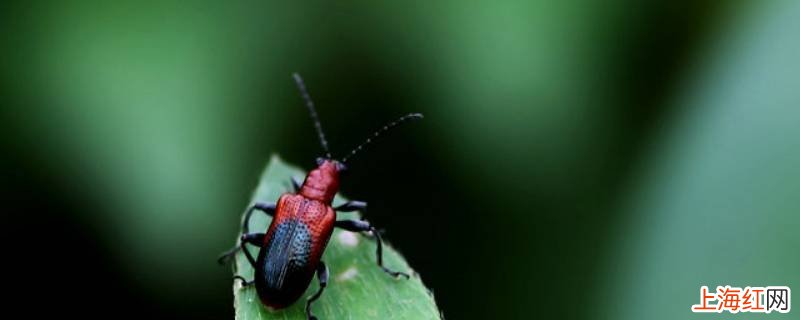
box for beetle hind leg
[305,261,329,320]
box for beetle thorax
[299,160,340,204]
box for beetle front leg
[305,261,329,320]
[243,202,275,234]
[334,219,410,279]
[291,176,303,192]
[333,200,367,212]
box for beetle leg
[239,232,265,268]
[233,275,254,287]
[217,245,240,265]
[333,200,367,212]
[291,176,303,192]
[240,232,265,246]
[334,219,410,279]
[305,261,329,320]
[218,202,275,264]
[217,232,265,265]
[243,202,276,234]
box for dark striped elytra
[256,193,336,309]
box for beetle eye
[316,157,325,166]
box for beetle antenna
[341,113,424,163]
[293,72,332,159]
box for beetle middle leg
[218,229,266,266]
[233,275,254,287]
[305,261,329,320]
[334,219,410,279]
[238,232,265,267]
[218,202,274,264]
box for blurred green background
[2,0,798,319]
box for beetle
[218,73,422,320]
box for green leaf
[229,155,441,320]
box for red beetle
[219,73,422,319]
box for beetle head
[316,157,347,172]
[300,158,343,204]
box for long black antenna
[341,113,424,163]
[292,72,332,158]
